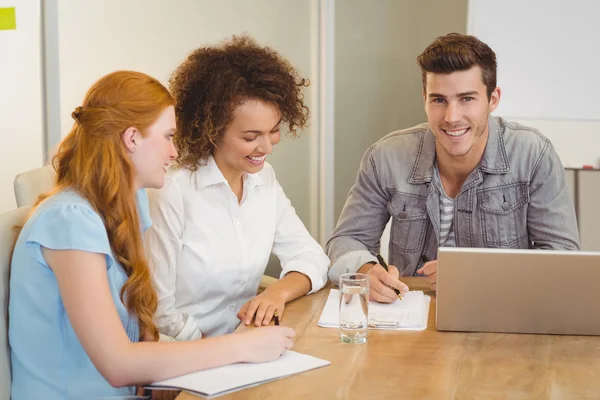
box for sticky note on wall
[0,7,16,30]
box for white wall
[334,0,468,220]
[0,0,44,213]
[513,119,600,168]
[468,0,600,168]
[48,0,319,237]
[469,0,599,121]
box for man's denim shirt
[327,116,580,283]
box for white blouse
[145,156,329,339]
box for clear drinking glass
[339,273,369,344]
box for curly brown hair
[169,35,310,170]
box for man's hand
[417,260,437,291]
[357,263,409,303]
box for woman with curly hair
[145,36,329,340]
[9,70,294,399]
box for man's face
[423,66,500,159]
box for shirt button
[229,304,235,310]
[502,201,510,211]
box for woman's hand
[237,287,287,326]
[235,326,296,363]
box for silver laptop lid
[436,247,600,335]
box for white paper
[318,289,430,330]
[148,350,330,398]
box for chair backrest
[13,165,55,207]
[0,206,30,400]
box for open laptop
[436,247,600,335]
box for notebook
[318,289,430,330]
[147,350,330,398]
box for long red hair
[33,71,173,341]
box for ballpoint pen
[375,253,403,301]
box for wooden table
[178,277,600,400]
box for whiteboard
[468,0,600,120]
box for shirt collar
[477,115,510,174]
[194,155,264,190]
[192,155,227,190]
[409,115,510,183]
[244,168,264,189]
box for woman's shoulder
[34,189,100,220]
[23,189,110,252]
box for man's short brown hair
[417,33,497,99]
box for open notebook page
[318,289,430,330]
[147,350,329,398]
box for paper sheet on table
[317,288,430,330]
[147,350,330,398]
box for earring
[130,147,136,153]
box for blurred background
[2,0,599,273]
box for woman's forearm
[269,271,312,303]
[107,335,242,387]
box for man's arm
[326,145,392,284]
[528,141,580,250]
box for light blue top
[9,189,152,400]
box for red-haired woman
[9,70,294,400]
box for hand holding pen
[375,254,404,301]
[357,254,409,303]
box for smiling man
[327,33,580,301]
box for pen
[375,253,403,301]
[274,310,280,326]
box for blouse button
[398,211,408,219]
[501,202,510,211]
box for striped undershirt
[435,165,456,247]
